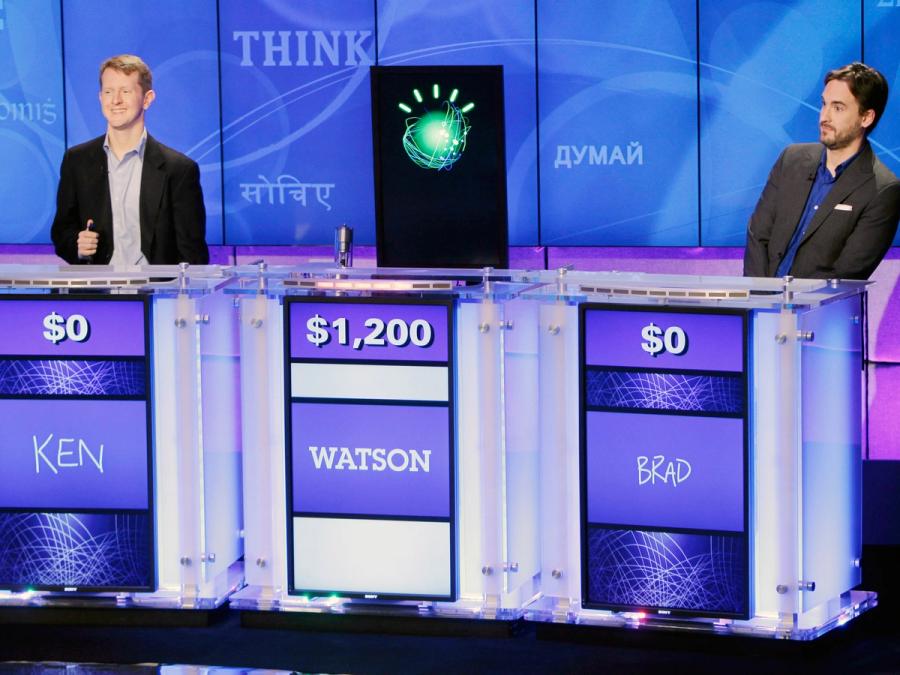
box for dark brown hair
[825,62,889,134]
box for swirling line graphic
[0,512,151,588]
[399,85,472,170]
[587,527,746,614]
[204,37,899,168]
[0,359,145,396]
[585,369,744,414]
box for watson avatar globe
[398,84,473,171]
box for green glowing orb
[414,111,454,154]
[399,91,472,171]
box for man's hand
[77,219,98,259]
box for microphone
[334,224,353,268]
[79,218,96,264]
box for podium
[0,264,243,609]
[0,263,873,639]
[230,265,872,639]
[229,265,543,619]
[526,270,872,639]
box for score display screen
[285,296,456,600]
[579,305,749,619]
[0,295,154,591]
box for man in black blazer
[51,55,209,266]
[744,63,900,280]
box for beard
[820,122,863,151]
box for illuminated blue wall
[61,0,223,243]
[0,1,64,244]
[219,1,375,245]
[699,1,861,245]
[1,0,897,247]
[539,0,697,245]
[865,0,900,223]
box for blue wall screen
[699,0,861,245]
[0,1,65,244]
[864,0,900,246]
[219,1,376,245]
[539,0,698,246]
[61,0,223,244]
[0,0,892,248]
[378,0,537,245]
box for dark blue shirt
[776,150,858,277]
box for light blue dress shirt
[104,129,148,266]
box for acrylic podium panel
[230,266,542,618]
[0,264,243,609]
[525,271,873,639]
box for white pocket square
[835,203,853,211]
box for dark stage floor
[1,546,899,674]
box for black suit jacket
[743,141,900,280]
[51,134,209,265]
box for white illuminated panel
[291,363,448,401]
[293,517,451,596]
[285,279,455,291]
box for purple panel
[292,402,450,518]
[0,298,145,357]
[234,245,542,268]
[586,411,744,532]
[868,363,900,461]
[584,308,743,372]
[290,301,449,362]
[0,399,149,510]
[234,245,378,267]
[508,247,546,269]
[549,247,744,276]
[0,244,61,265]
[868,251,900,364]
[208,246,234,265]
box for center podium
[229,265,871,639]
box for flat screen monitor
[284,295,457,600]
[371,65,508,269]
[579,305,750,619]
[0,295,154,592]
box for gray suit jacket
[743,141,900,280]
[51,134,209,265]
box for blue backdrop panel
[0,0,65,244]
[699,0,861,246]
[538,0,698,246]
[377,0,538,246]
[220,0,376,245]
[864,0,900,246]
[61,0,223,244]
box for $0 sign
[42,311,90,345]
[640,322,687,357]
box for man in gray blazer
[52,54,208,266]
[744,63,900,280]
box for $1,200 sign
[291,300,450,363]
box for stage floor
[1,546,898,674]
